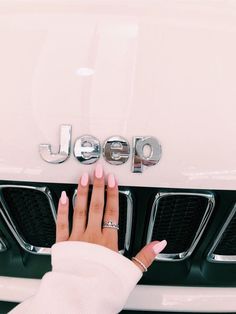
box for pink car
[0,0,236,313]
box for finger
[56,191,69,242]
[87,164,105,231]
[132,240,167,272]
[102,174,119,242]
[70,172,89,239]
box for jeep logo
[39,125,162,173]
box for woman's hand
[56,164,167,272]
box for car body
[0,0,236,313]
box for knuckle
[85,230,102,241]
[69,234,79,241]
[74,209,87,219]
[103,232,118,244]
[57,222,68,232]
[91,201,104,212]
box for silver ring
[132,257,148,272]
[102,220,119,230]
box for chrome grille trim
[0,236,7,252]
[0,185,56,255]
[207,203,236,263]
[72,188,133,254]
[146,192,215,261]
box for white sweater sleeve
[9,241,143,314]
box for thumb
[132,240,167,272]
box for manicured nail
[108,173,116,188]
[81,172,89,187]
[60,191,67,205]
[152,240,167,255]
[95,164,103,179]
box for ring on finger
[102,220,119,230]
[132,257,148,272]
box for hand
[56,164,167,272]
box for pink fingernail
[95,164,103,179]
[152,240,167,255]
[81,172,89,187]
[60,191,67,205]
[108,173,116,188]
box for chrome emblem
[74,135,101,164]
[39,125,162,173]
[103,136,130,165]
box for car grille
[3,183,236,264]
[0,186,56,248]
[214,218,236,255]
[0,184,132,255]
[208,202,236,262]
[1,182,236,286]
[147,192,215,261]
[0,185,56,254]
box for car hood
[0,0,236,189]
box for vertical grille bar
[207,203,236,262]
[0,236,7,252]
[0,185,56,255]
[146,192,215,261]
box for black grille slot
[1,187,56,248]
[214,213,236,255]
[150,193,211,255]
[118,192,128,251]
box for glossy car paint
[0,0,236,312]
[0,0,236,190]
[1,276,236,312]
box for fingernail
[60,191,67,205]
[152,240,167,255]
[81,172,89,187]
[95,164,103,179]
[108,173,116,188]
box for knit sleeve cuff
[51,241,143,293]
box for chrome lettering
[39,124,71,164]
[74,135,101,164]
[132,137,162,173]
[39,125,162,172]
[103,136,130,165]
